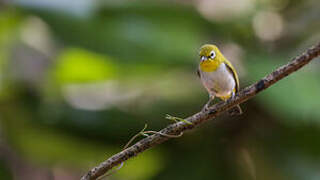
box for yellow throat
[200,59,221,72]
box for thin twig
[143,131,183,138]
[97,124,149,179]
[123,124,148,150]
[98,123,183,180]
[166,114,192,125]
[81,42,320,180]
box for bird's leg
[227,91,242,116]
[231,91,235,98]
[202,95,215,111]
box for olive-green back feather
[223,59,240,92]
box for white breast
[199,63,235,97]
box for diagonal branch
[81,42,320,180]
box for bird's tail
[228,105,242,116]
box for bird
[197,44,242,116]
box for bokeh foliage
[0,0,320,179]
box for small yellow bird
[197,44,242,116]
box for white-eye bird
[197,44,242,116]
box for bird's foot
[201,101,212,112]
[201,105,209,112]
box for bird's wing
[224,62,240,92]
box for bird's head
[199,44,220,62]
[199,44,223,72]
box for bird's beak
[200,56,208,62]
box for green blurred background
[0,0,320,179]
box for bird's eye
[210,51,216,59]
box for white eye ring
[210,51,216,59]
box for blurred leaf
[116,149,164,180]
[0,9,22,72]
[16,124,118,168]
[0,9,21,44]
[1,103,118,168]
[247,53,320,122]
[0,160,12,180]
[53,48,117,84]
[27,3,207,66]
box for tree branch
[81,42,320,180]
